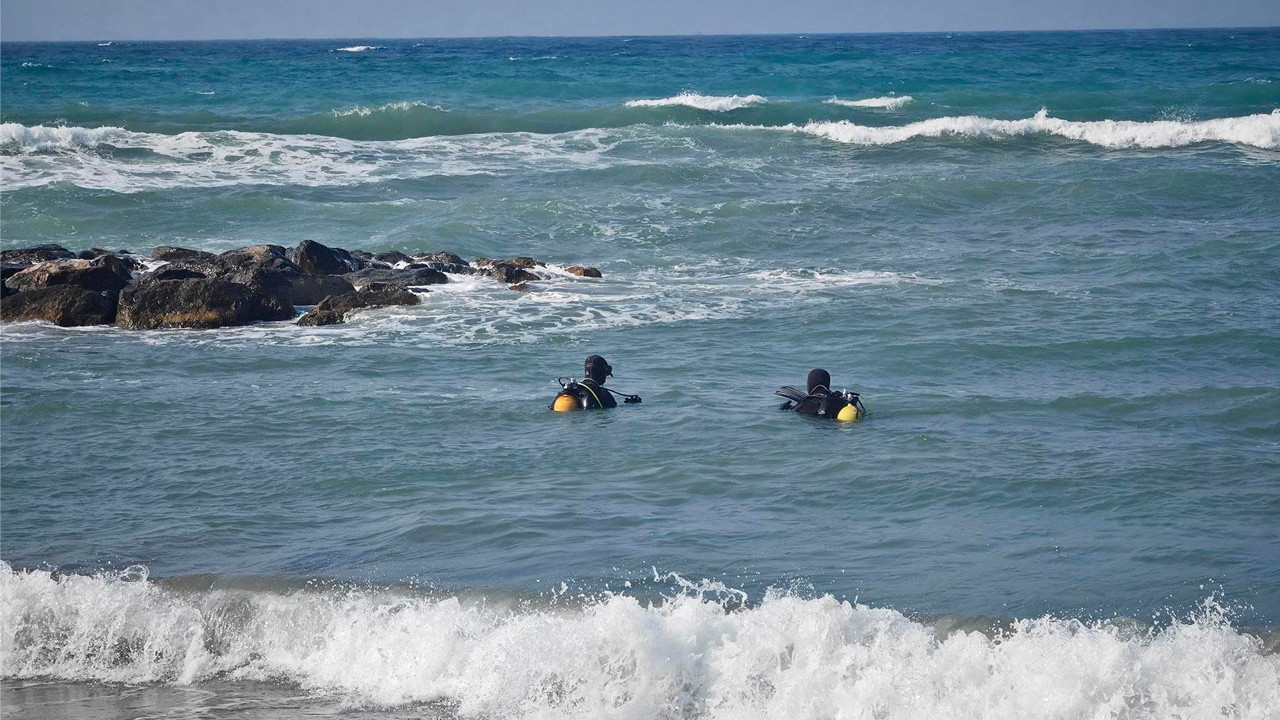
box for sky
[2,0,1278,42]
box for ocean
[2,29,1279,718]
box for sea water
[2,30,1279,718]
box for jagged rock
[508,256,543,268]
[2,263,27,282]
[296,283,421,326]
[0,244,77,265]
[566,266,603,278]
[290,240,359,275]
[1,286,118,326]
[483,263,542,284]
[282,273,356,305]
[415,251,466,266]
[217,244,297,273]
[344,266,448,289]
[374,251,413,265]
[152,246,216,263]
[4,255,134,294]
[219,268,298,320]
[508,283,530,292]
[117,275,295,330]
[146,266,208,282]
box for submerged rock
[117,276,295,330]
[565,266,603,278]
[1,286,119,327]
[4,256,134,295]
[290,240,360,275]
[296,283,421,326]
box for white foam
[626,93,767,111]
[2,563,1277,717]
[0,123,636,193]
[330,100,448,117]
[788,108,1280,149]
[335,45,382,53]
[827,95,914,109]
[97,41,113,46]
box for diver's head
[807,368,831,394]
[585,355,613,384]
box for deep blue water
[2,30,1279,718]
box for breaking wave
[334,45,382,53]
[2,563,1277,717]
[0,122,634,192]
[625,93,767,111]
[788,108,1280,149]
[826,95,914,109]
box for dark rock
[217,245,297,273]
[0,244,77,265]
[350,251,392,269]
[296,283,421,326]
[5,255,134,295]
[289,240,359,275]
[152,246,216,263]
[415,251,466,266]
[374,251,413,265]
[2,263,27,282]
[484,263,542,285]
[344,267,448,289]
[508,282,530,292]
[566,266,603,278]
[117,275,294,330]
[1,286,118,327]
[146,266,208,282]
[281,272,356,305]
[508,256,543,268]
[219,268,298,321]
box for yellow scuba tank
[552,393,581,412]
[836,392,864,422]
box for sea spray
[3,564,1278,717]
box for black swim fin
[774,386,808,403]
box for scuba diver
[551,355,642,411]
[775,368,867,422]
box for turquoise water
[2,30,1279,718]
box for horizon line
[3,24,1278,44]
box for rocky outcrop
[4,256,134,295]
[344,266,448,289]
[1,286,119,327]
[152,246,216,263]
[145,266,208,282]
[566,266,603,278]
[296,283,421,326]
[217,244,297,273]
[0,244,77,265]
[419,251,467,266]
[290,240,360,275]
[116,276,295,330]
[281,272,356,305]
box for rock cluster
[1,241,603,329]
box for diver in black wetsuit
[552,355,642,410]
[577,355,617,408]
[776,368,865,420]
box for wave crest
[2,563,1278,717]
[826,95,914,109]
[626,93,767,111]
[791,108,1280,148]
